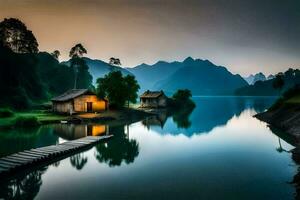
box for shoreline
[0,108,154,130]
[255,104,300,143]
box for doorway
[86,102,93,112]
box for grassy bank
[0,108,153,129]
[255,87,300,140]
[0,110,67,128]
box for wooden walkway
[0,135,113,177]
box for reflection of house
[140,90,167,108]
[51,89,108,114]
[142,111,168,129]
[53,124,109,140]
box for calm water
[0,97,299,200]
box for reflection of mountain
[0,167,47,200]
[148,97,276,137]
[95,125,139,167]
[52,124,109,140]
[0,127,58,158]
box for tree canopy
[272,74,285,91]
[109,57,121,66]
[69,44,92,89]
[51,50,60,60]
[0,18,38,53]
[96,71,140,108]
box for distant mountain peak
[183,56,194,63]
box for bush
[14,116,40,127]
[0,108,14,118]
[268,85,300,111]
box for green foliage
[268,85,300,111]
[169,89,195,108]
[69,44,92,89]
[96,71,140,108]
[124,75,140,106]
[272,74,285,91]
[109,57,121,66]
[0,108,14,118]
[0,18,38,53]
[236,68,300,96]
[69,43,87,58]
[14,116,40,127]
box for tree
[272,74,285,93]
[50,50,60,60]
[124,75,140,107]
[0,18,38,53]
[69,43,87,58]
[96,71,140,108]
[69,43,91,89]
[109,57,121,66]
[172,89,192,102]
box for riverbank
[0,108,153,129]
[255,103,300,142]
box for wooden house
[51,89,108,114]
[140,90,168,108]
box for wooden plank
[0,161,18,168]
[18,152,48,158]
[0,162,14,169]
[24,150,50,157]
[0,135,113,176]
[4,156,32,163]
[2,158,28,165]
[9,154,38,161]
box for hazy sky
[1,0,300,76]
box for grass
[0,108,14,118]
[286,95,300,104]
[0,110,67,128]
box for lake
[0,97,298,200]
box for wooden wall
[74,95,106,112]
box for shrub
[268,85,300,111]
[0,108,14,118]
[14,116,40,127]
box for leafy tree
[172,89,192,102]
[272,74,285,92]
[69,43,92,89]
[109,57,121,66]
[96,71,140,108]
[50,50,60,60]
[0,18,38,53]
[124,75,140,107]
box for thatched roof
[51,89,95,102]
[140,90,165,99]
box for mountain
[62,57,132,84]
[236,68,300,96]
[153,57,248,95]
[244,72,266,85]
[126,60,184,91]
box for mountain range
[66,56,248,95]
[243,72,275,85]
[62,57,132,84]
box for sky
[1,0,300,76]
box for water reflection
[95,125,139,167]
[52,124,109,140]
[0,127,58,157]
[0,167,47,200]
[144,97,276,137]
[70,153,88,170]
